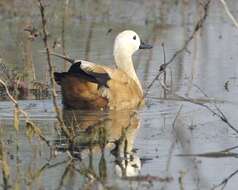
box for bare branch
[174,94,238,134]
[0,78,50,146]
[212,168,238,190]
[37,0,72,142]
[145,0,211,96]
[220,0,238,28]
[61,0,70,71]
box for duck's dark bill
[139,42,153,49]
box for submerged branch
[177,145,238,158]
[121,175,173,182]
[177,152,238,158]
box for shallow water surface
[1,0,238,190]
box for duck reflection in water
[54,109,142,187]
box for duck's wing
[67,60,111,88]
[51,52,111,88]
[52,53,142,109]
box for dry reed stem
[23,27,36,82]
[0,139,11,190]
[61,0,69,71]
[174,93,238,134]
[38,0,72,142]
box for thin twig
[174,94,238,134]
[162,43,167,98]
[176,144,238,158]
[145,0,211,96]
[0,79,50,146]
[212,168,238,190]
[220,0,238,28]
[191,84,238,134]
[172,105,183,129]
[0,138,11,190]
[37,0,72,141]
[61,0,69,71]
[163,105,183,173]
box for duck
[53,30,152,110]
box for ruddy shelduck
[53,30,152,110]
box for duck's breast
[104,68,144,110]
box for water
[1,0,238,189]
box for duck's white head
[113,30,152,93]
[113,30,152,58]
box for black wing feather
[54,62,110,88]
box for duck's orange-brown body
[59,75,108,109]
[55,65,143,110]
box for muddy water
[1,0,238,189]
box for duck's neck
[114,53,142,93]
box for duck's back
[54,62,143,110]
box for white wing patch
[77,60,114,79]
[98,86,111,99]
[77,60,113,100]
[79,60,96,72]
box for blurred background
[1,0,238,190]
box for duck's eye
[133,35,136,40]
